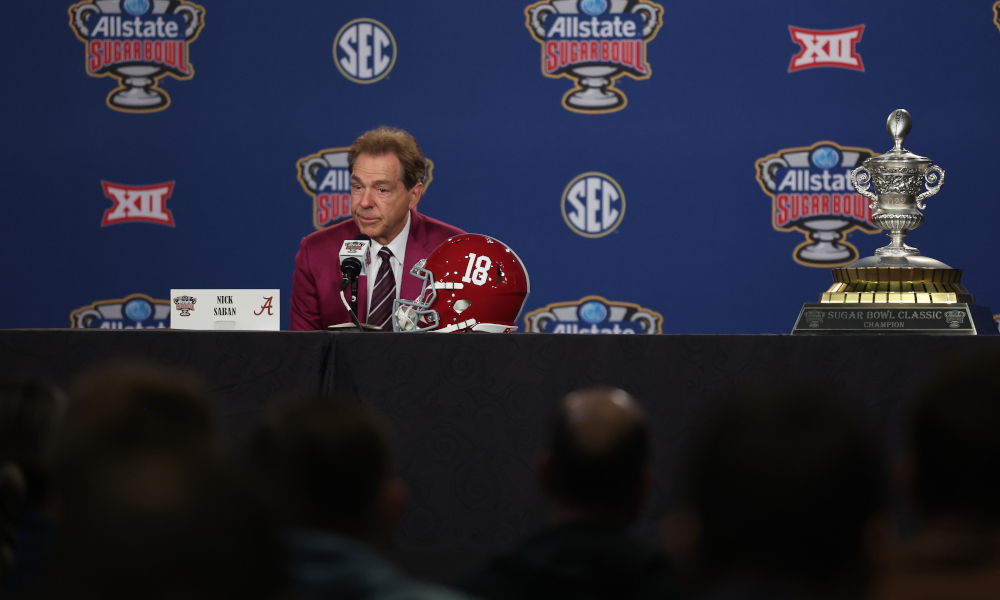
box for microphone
[338,234,370,331]
[339,234,371,281]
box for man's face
[351,153,422,245]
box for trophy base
[112,88,166,109]
[792,303,997,335]
[820,263,973,304]
[797,242,854,263]
[567,87,624,109]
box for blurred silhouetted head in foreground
[684,389,881,595]
[541,387,650,525]
[245,395,405,545]
[48,452,284,600]
[909,350,1000,521]
[53,360,219,498]
[38,361,283,600]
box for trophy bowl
[850,109,945,258]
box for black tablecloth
[3,330,999,582]
[0,330,332,442]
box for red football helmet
[393,234,530,333]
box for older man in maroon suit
[290,127,464,330]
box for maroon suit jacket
[290,210,465,330]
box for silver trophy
[527,0,661,110]
[850,109,945,262]
[792,109,996,335]
[70,0,204,111]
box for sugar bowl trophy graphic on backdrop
[792,109,996,335]
[756,142,879,267]
[525,0,663,113]
[297,149,434,230]
[69,0,205,113]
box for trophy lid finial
[886,109,912,151]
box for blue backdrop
[2,0,999,333]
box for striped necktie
[368,247,396,330]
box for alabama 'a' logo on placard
[525,0,663,114]
[297,148,433,230]
[788,25,864,72]
[69,0,205,113]
[756,142,878,267]
[101,181,175,226]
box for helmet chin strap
[435,319,477,333]
[433,320,518,333]
[471,323,518,333]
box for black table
[3,330,998,582]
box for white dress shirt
[366,212,410,319]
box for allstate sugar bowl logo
[562,172,625,237]
[69,0,205,113]
[297,147,433,229]
[334,18,396,83]
[525,0,663,113]
[173,295,196,316]
[756,141,879,267]
[524,296,662,334]
[70,293,170,328]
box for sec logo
[561,172,625,238]
[334,18,396,83]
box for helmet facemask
[392,260,440,331]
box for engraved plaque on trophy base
[792,303,997,335]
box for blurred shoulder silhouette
[668,387,883,600]
[876,350,1000,600]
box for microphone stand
[339,276,365,333]
[351,275,359,317]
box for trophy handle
[630,4,662,38]
[630,311,658,334]
[299,157,329,191]
[173,4,203,38]
[758,156,788,191]
[915,165,945,210]
[527,5,556,38]
[526,310,556,333]
[71,4,100,37]
[851,166,878,210]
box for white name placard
[169,289,280,330]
